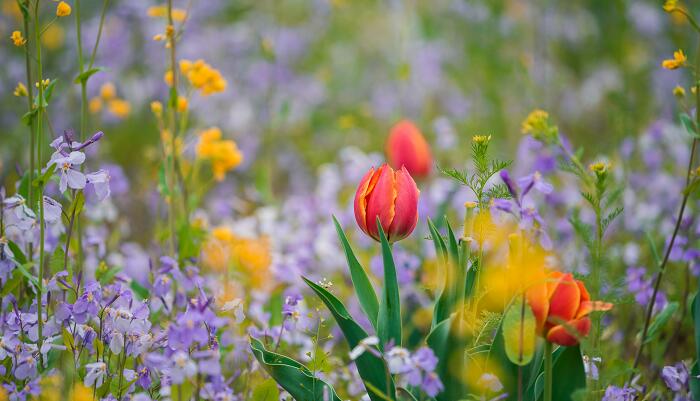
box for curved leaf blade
[377,218,402,348]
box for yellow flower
[151,101,163,117]
[662,49,687,70]
[35,78,50,89]
[13,82,27,97]
[89,97,103,113]
[56,1,71,17]
[196,127,243,181]
[521,109,558,143]
[472,135,492,144]
[673,85,686,97]
[589,161,611,177]
[164,70,174,86]
[177,96,188,112]
[10,30,26,46]
[99,82,116,100]
[146,5,187,22]
[182,59,227,96]
[663,0,677,12]
[0,385,7,401]
[72,383,92,401]
[107,99,131,118]
[41,24,65,50]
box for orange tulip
[354,164,420,243]
[526,272,612,346]
[386,120,432,177]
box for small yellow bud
[89,97,103,113]
[35,79,50,89]
[472,135,491,145]
[673,85,686,98]
[13,82,28,97]
[108,99,131,118]
[56,1,72,17]
[589,161,611,177]
[662,49,687,70]
[151,101,163,117]
[153,34,166,42]
[10,30,26,47]
[164,70,174,86]
[663,0,677,12]
[99,83,116,100]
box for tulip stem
[544,341,553,401]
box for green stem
[33,0,45,370]
[166,0,180,256]
[22,0,35,305]
[544,341,553,401]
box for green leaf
[252,379,281,401]
[426,317,458,401]
[549,346,586,401]
[303,277,395,401]
[250,337,342,401]
[130,280,150,300]
[502,298,536,366]
[428,218,451,328]
[49,247,66,274]
[376,218,401,348]
[15,262,39,288]
[643,301,678,344]
[680,113,700,138]
[690,361,700,401]
[333,216,379,330]
[21,108,38,126]
[0,269,22,296]
[7,240,27,265]
[33,163,56,188]
[74,67,106,84]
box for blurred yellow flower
[89,97,102,113]
[663,0,677,12]
[521,109,558,143]
[472,135,491,145]
[41,24,65,50]
[108,99,131,118]
[151,101,163,117]
[196,127,243,181]
[56,1,71,17]
[10,30,25,46]
[0,385,7,401]
[13,82,27,97]
[673,85,686,97]
[589,161,611,177]
[662,49,687,70]
[147,5,187,22]
[100,82,116,100]
[177,95,188,112]
[160,129,183,156]
[164,70,174,86]
[72,383,92,401]
[180,59,227,95]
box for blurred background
[0,0,692,241]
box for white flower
[86,169,111,201]
[386,347,412,374]
[52,151,86,192]
[84,362,107,387]
[221,298,246,323]
[349,336,379,360]
[42,196,62,223]
[109,332,124,354]
[169,352,197,384]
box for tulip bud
[526,272,612,346]
[386,120,432,177]
[354,164,420,243]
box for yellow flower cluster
[13,82,27,97]
[589,161,611,177]
[201,226,272,290]
[662,49,687,70]
[89,82,131,118]
[10,30,25,46]
[663,0,678,12]
[147,5,187,22]
[179,59,227,96]
[472,135,492,145]
[673,85,686,97]
[56,1,71,17]
[71,384,93,401]
[521,109,558,143]
[196,127,243,181]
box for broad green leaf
[252,379,280,401]
[250,336,342,401]
[690,361,700,401]
[692,277,700,358]
[74,67,106,84]
[333,216,379,329]
[643,301,678,344]
[15,262,39,288]
[531,345,586,401]
[303,277,395,401]
[376,218,401,349]
[49,247,66,274]
[428,218,451,328]
[502,298,536,366]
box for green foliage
[376,219,402,348]
[502,298,536,366]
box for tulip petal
[386,120,432,177]
[547,273,581,324]
[576,300,614,319]
[526,281,550,334]
[546,317,591,347]
[576,280,590,302]
[353,167,376,236]
[386,167,419,242]
[364,165,397,240]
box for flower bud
[353,164,420,243]
[386,120,432,177]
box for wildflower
[43,196,62,223]
[168,352,198,384]
[151,101,163,117]
[354,164,420,242]
[146,5,187,22]
[602,385,637,401]
[99,82,116,100]
[196,127,243,181]
[661,362,689,393]
[177,96,188,112]
[386,120,432,177]
[527,271,613,346]
[84,362,107,387]
[472,134,491,144]
[13,82,27,97]
[10,30,26,46]
[56,1,71,17]
[51,151,86,192]
[673,85,686,97]
[181,59,227,95]
[521,109,558,143]
[164,70,174,86]
[663,0,678,12]
[86,170,111,200]
[583,355,602,380]
[72,383,92,401]
[589,161,611,178]
[36,79,50,89]
[107,99,131,118]
[349,336,381,360]
[662,49,687,70]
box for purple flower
[86,170,111,201]
[51,151,86,192]
[662,362,689,393]
[422,371,444,397]
[602,385,638,401]
[42,196,62,223]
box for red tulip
[526,271,612,346]
[386,120,432,177]
[354,164,420,243]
